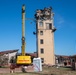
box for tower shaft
[35,7,56,65]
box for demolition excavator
[16,5,31,65]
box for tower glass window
[46,23,52,29]
[39,22,43,27]
[41,58,44,63]
[40,31,43,35]
[40,39,43,44]
[40,48,44,53]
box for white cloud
[57,15,64,24]
[55,14,65,29]
[58,18,64,24]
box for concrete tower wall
[35,7,56,65]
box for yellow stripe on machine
[17,56,31,64]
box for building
[35,7,56,65]
[70,55,76,70]
[0,49,18,66]
[55,55,71,66]
[0,49,37,66]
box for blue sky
[0,0,76,55]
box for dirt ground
[0,66,76,75]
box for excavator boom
[16,5,31,65]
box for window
[40,48,44,53]
[39,22,43,27]
[41,58,44,63]
[46,23,52,29]
[40,31,43,35]
[40,39,43,44]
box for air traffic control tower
[35,7,56,65]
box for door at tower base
[33,58,42,72]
